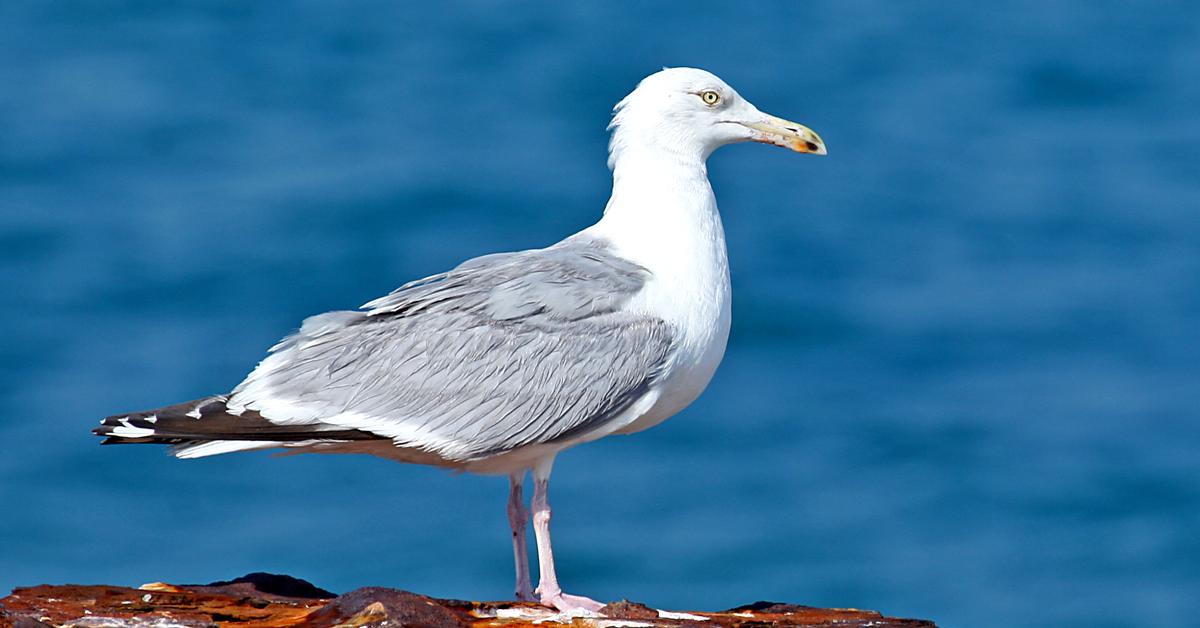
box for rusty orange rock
[0,573,936,627]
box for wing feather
[228,238,673,461]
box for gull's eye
[699,90,721,106]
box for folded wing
[208,237,673,461]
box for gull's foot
[538,590,604,613]
[516,588,536,603]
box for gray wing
[226,237,674,461]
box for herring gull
[95,67,826,612]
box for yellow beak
[741,114,827,155]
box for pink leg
[531,458,604,613]
[507,473,535,602]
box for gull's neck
[583,144,731,321]
[581,141,733,428]
[586,147,725,271]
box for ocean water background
[1,3,1197,627]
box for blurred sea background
[1,3,1197,627]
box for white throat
[589,148,725,281]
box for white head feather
[607,67,825,170]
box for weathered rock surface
[0,573,937,627]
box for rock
[0,574,937,627]
[303,587,474,627]
[196,572,337,599]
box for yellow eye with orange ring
[699,90,721,106]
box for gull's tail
[94,395,383,459]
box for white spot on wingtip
[185,407,201,419]
[109,423,157,439]
[144,414,158,423]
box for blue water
[2,3,1197,627]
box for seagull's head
[608,67,826,168]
